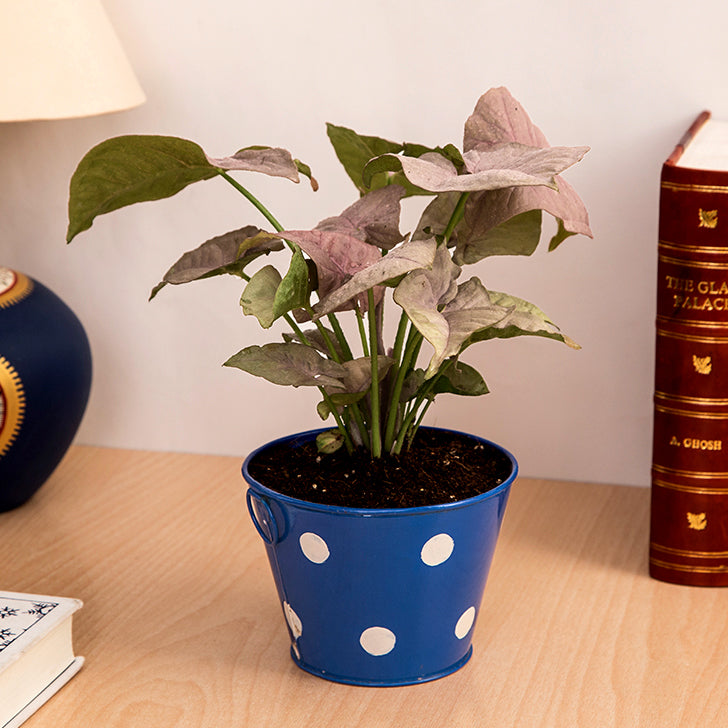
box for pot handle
[246,490,281,545]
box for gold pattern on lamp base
[0,356,25,458]
[0,268,33,310]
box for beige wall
[3,0,725,486]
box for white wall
[3,0,727,486]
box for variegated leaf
[150,227,283,298]
[224,342,346,389]
[315,186,406,250]
[314,238,438,317]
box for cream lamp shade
[0,0,145,121]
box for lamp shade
[0,0,145,121]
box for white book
[0,591,83,728]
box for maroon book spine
[650,111,728,585]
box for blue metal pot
[243,427,517,686]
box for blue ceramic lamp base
[0,268,92,511]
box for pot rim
[242,426,518,517]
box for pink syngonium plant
[67,87,592,457]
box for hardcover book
[650,112,728,585]
[0,591,83,728]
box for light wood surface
[3,445,728,727]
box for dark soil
[246,429,514,509]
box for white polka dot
[455,607,476,640]
[420,533,454,566]
[359,626,396,656]
[299,532,330,563]
[283,601,303,639]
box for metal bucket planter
[243,427,517,686]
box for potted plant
[67,86,591,685]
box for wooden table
[2,445,727,727]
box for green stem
[390,310,410,368]
[380,311,409,449]
[383,325,423,453]
[327,314,354,361]
[221,171,361,451]
[219,171,285,233]
[442,191,470,245]
[356,307,370,357]
[391,360,453,454]
[320,390,355,453]
[367,290,381,458]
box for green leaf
[149,227,283,299]
[548,217,578,251]
[282,327,347,360]
[326,123,403,194]
[224,342,346,389]
[402,142,465,170]
[316,429,345,454]
[392,246,465,375]
[398,276,522,378]
[317,391,368,420]
[400,369,426,402]
[465,289,579,348]
[295,159,319,191]
[67,135,220,242]
[433,361,489,396]
[240,249,310,328]
[241,266,281,328]
[416,182,587,265]
[453,207,543,264]
[335,356,394,395]
[273,248,310,320]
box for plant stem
[383,325,423,453]
[391,360,453,454]
[221,171,360,451]
[442,191,470,244]
[367,289,381,458]
[380,311,409,449]
[356,307,370,357]
[327,314,354,361]
[219,171,285,233]
[320,391,355,453]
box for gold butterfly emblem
[699,209,718,228]
[687,512,707,531]
[693,355,712,375]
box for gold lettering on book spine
[699,209,719,228]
